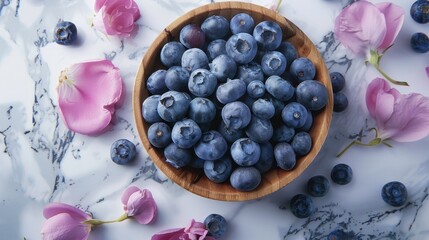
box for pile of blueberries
[410,0,429,53]
[142,13,330,192]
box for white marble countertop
[1,0,429,239]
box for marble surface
[1,0,429,239]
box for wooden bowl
[133,2,333,201]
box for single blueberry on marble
[331,163,353,185]
[289,194,314,218]
[204,213,228,239]
[307,175,330,197]
[329,72,346,93]
[54,20,77,45]
[410,0,429,24]
[381,181,408,207]
[110,139,136,165]
[410,32,429,53]
[334,92,349,112]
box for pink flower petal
[128,190,157,224]
[41,213,91,240]
[43,203,91,221]
[382,93,429,142]
[57,60,122,136]
[334,1,387,56]
[120,185,140,205]
[94,0,107,12]
[426,67,429,78]
[375,2,404,52]
[151,228,185,240]
[184,219,209,239]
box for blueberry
[147,70,168,95]
[230,167,261,191]
[261,51,287,76]
[290,57,316,83]
[157,91,191,122]
[54,20,77,45]
[296,80,328,111]
[201,15,229,40]
[281,102,308,129]
[194,131,228,161]
[269,96,286,116]
[240,94,257,110]
[255,142,274,174]
[410,32,429,53]
[290,194,314,218]
[247,80,266,99]
[307,175,330,197]
[207,39,227,61]
[204,156,233,183]
[265,75,295,102]
[179,24,206,49]
[110,139,137,165]
[188,97,216,124]
[216,79,246,104]
[204,214,228,239]
[252,98,275,119]
[142,95,162,123]
[218,121,245,143]
[226,33,258,64]
[334,92,349,112]
[171,119,202,148]
[381,181,408,207]
[164,66,190,92]
[410,0,429,24]
[221,101,251,130]
[188,69,218,97]
[297,109,313,132]
[164,143,192,168]
[331,163,353,185]
[274,142,296,170]
[230,13,255,34]
[160,41,186,67]
[147,122,172,148]
[230,138,261,166]
[181,48,209,72]
[210,54,237,82]
[327,229,353,240]
[276,41,298,67]
[245,115,273,143]
[253,21,282,50]
[236,62,264,85]
[271,124,295,143]
[329,72,346,93]
[291,132,312,156]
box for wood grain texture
[133,2,333,201]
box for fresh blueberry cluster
[410,1,429,53]
[204,213,228,238]
[142,13,329,192]
[329,72,348,113]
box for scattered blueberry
[274,142,296,170]
[331,163,353,185]
[252,98,275,119]
[54,20,77,45]
[231,138,261,166]
[226,33,258,64]
[179,24,206,49]
[307,175,330,197]
[165,66,190,92]
[181,48,209,72]
[247,80,266,99]
[188,97,216,124]
[296,80,328,111]
[216,79,246,104]
[236,62,264,85]
[410,32,429,53]
[157,91,191,122]
[253,21,282,50]
[282,102,308,129]
[291,131,312,156]
[210,54,237,82]
[204,214,228,239]
[230,13,255,34]
[146,69,168,95]
[289,194,314,218]
[147,122,172,148]
[261,51,287,76]
[230,167,261,191]
[290,57,316,83]
[333,92,349,112]
[171,119,202,148]
[265,75,295,102]
[194,131,228,161]
[111,139,137,165]
[207,39,227,61]
[188,69,218,97]
[381,181,408,207]
[160,41,186,67]
[142,95,162,123]
[410,0,429,24]
[204,156,233,183]
[329,72,346,93]
[221,101,251,130]
[201,15,229,40]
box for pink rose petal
[57,59,122,136]
[121,186,157,224]
[334,1,387,56]
[43,203,91,221]
[375,2,404,52]
[151,228,186,240]
[41,213,91,240]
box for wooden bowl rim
[133,1,333,201]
